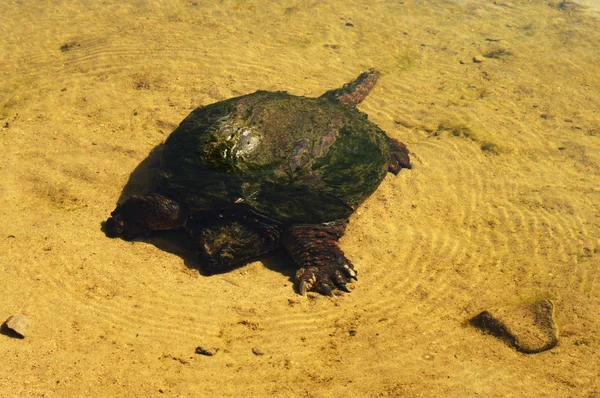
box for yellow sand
[1,1,598,396]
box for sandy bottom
[1,1,599,396]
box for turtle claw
[333,268,352,293]
[296,267,318,297]
[319,283,334,296]
[285,221,357,297]
[342,264,358,280]
[294,261,357,296]
[299,280,309,297]
[338,284,351,293]
[333,269,349,286]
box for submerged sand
[1,1,599,396]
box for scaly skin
[105,197,280,273]
[104,69,411,296]
[104,194,188,240]
[282,220,357,296]
[388,138,411,175]
[187,208,281,274]
[320,69,380,107]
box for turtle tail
[319,69,380,108]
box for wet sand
[1,1,599,396]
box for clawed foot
[388,138,411,175]
[282,220,358,296]
[296,261,357,296]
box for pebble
[251,347,264,356]
[4,313,30,337]
[473,54,486,63]
[195,345,218,356]
[470,299,558,353]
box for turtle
[104,69,411,296]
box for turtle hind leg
[104,193,188,240]
[388,137,411,175]
[282,220,357,296]
[188,208,281,274]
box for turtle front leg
[388,137,411,175]
[282,220,357,296]
[188,209,281,274]
[104,193,188,240]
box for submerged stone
[4,312,30,338]
[470,299,558,353]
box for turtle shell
[158,90,390,224]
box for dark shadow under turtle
[104,70,411,296]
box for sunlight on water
[0,1,598,396]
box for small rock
[4,313,30,337]
[473,54,486,63]
[195,345,218,356]
[470,299,558,353]
[251,347,264,356]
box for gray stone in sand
[4,312,30,337]
[470,299,558,353]
[195,345,218,356]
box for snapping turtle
[105,70,411,295]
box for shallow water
[1,1,599,396]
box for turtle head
[103,197,151,240]
[103,194,187,240]
[103,208,152,241]
[104,214,125,237]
